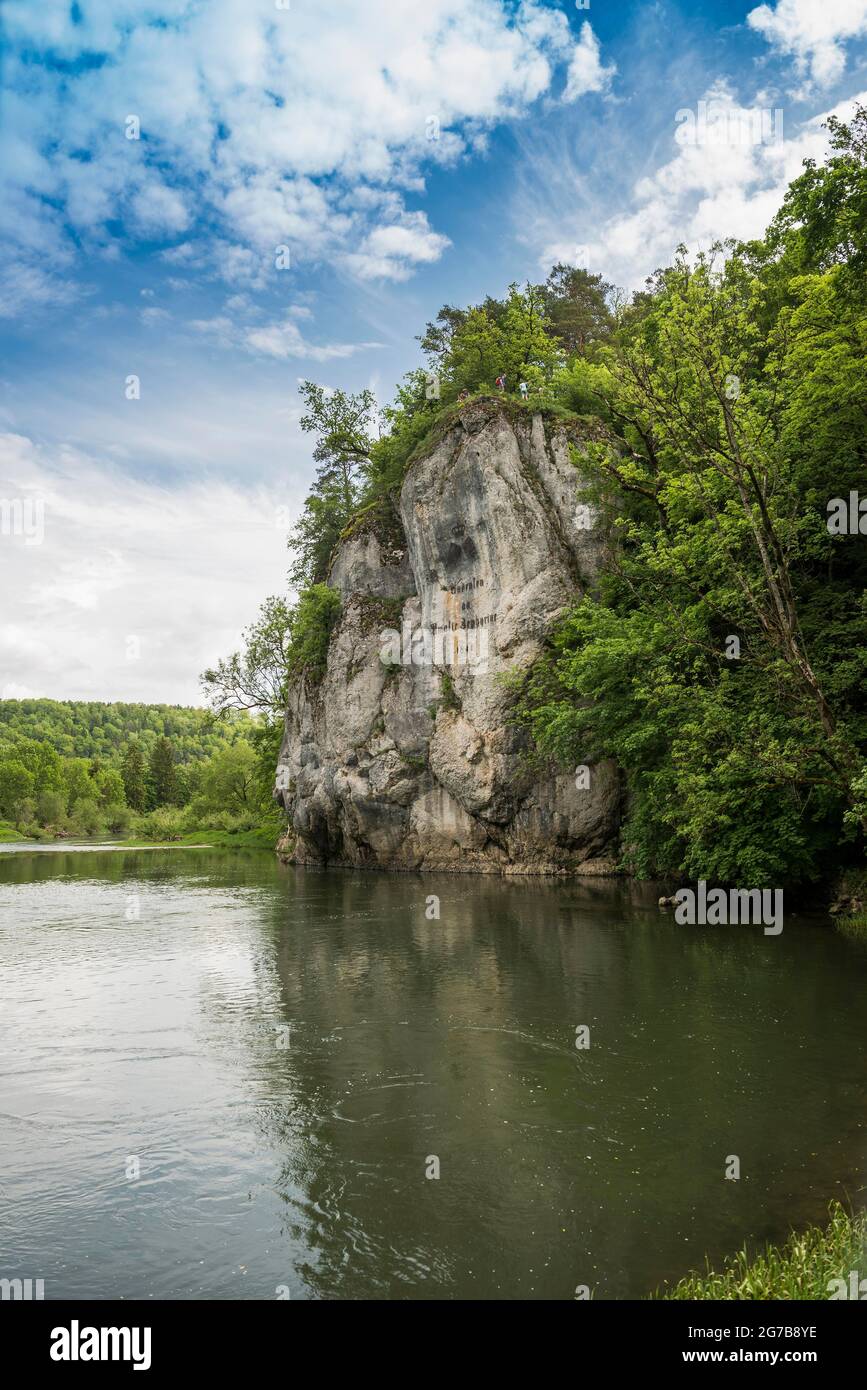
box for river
[1,845,865,1300]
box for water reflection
[1,850,865,1300]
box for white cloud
[190,308,380,361]
[563,22,617,101]
[747,0,867,91]
[0,261,80,321]
[0,432,295,704]
[342,213,452,281]
[0,1,614,306]
[535,85,867,288]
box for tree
[519,225,866,882]
[148,737,178,808]
[121,742,147,811]
[288,478,357,587]
[61,758,97,813]
[543,263,615,355]
[198,743,261,813]
[69,797,102,837]
[417,304,468,370]
[298,381,377,507]
[36,789,66,827]
[201,596,293,720]
[0,760,35,819]
[96,767,126,808]
[289,382,379,586]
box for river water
[1,845,865,1300]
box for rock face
[275,399,622,874]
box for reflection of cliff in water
[208,862,867,1300]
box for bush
[134,807,186,841]
[286,584,341,682]
[104,803,131,835]
[36,789,66,828]
[69,797,103,837]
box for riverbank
[655,1202,867,1300]
[0,824,279,852]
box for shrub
[286,584,341,683]
[69,797,103,837]
[104,803,132,835]
[134,807,186,841]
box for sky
[1,0,866,704]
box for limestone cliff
[274,399,621,874]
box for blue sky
[2,0,867,702]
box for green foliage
[421,282,562,400]
[0,760,35,818]
[655,1202,867,1300]
[202,595,292,720]
[440,672,461,713]
[104,803,132,835]
[135,806,186,841]
[516,109,867,885]
[148,737,179,808]
[288,476,359,588]
[121,743,147,811]
[69,797,103,837]
[0,699,249,765]
[285,584,341,682]
[363,370,440,499]
[289,381,377,586]
[192,742,260,814]
[837,911,867,941]
[0,698,277,842]
[541,263,615,355]
[36,789,65,826]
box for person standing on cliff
[518,380,529,400]
[495,373,506,393]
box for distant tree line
[0,699,281,841]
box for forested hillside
[0,699,244,763]
[0,699,281,843]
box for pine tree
[121,742,147,811]
[148,737,178,808]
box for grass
[654,1202,867,1300]
[1,824,282,852]
[837,911,867,941]
[113,826,281,850]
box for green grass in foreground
[113,827,280,850]
[654,1202,867,1300]
[837,912,867,941]
[1,825,281,852]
